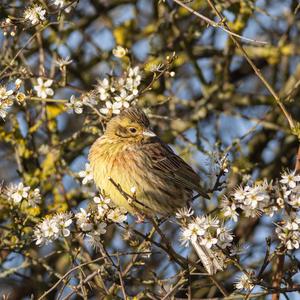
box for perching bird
[89,106,222,274]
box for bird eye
[129,127,137,133]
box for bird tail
[191,239,223,275]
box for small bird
[89,107,222,274]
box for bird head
[105,107,156,142]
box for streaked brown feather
[141,138,207,197]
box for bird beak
[142,129,156,137]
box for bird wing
[141,138,207,197]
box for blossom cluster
[0,85,14,118]
[274,172,300,251]
[179,211,233,250]
[74,207,107,247]
[235,272,254,291]
[23,1,72,26]
[32,163,128,248]
[73,195,127,247]
[2,182,41,207]
[34,212,73,246]
[275,214,300,250]
[24,5,46,25]
[66,65,142,116]
[222,180,272,221]
[221,170,300,222]
[0,77,57,119]
[280,171,300,208]
[33,193,127,248]
[0,80,23,119]
[93,194,127,223]
[220,170,300,253]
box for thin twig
[117,253,127,299]
[172,0,267,45]
[205,0,295,131]
[37,257,106,300]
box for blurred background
[0,0,299,299]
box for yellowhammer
[89,106,208,216]
[89,107,222,274]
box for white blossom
[0,100,12,119]
[125,66,141,95]
[100,100,122,115]
[0,86,13,100]
[180,215,233,251]
[279,171,300,208]
[128,66,141,78]
[34,218,59,245]
[200,233,218,249]
[94,195,110,208]
[235,273,254,291]
[222,201,239,222]
[194,215,210,230]
[280,171,300,189]
[0,105,8,119]
[24,5,46,25]
[53,0,65,7]
[287,186,300,208]
[243,185,270,209]
[94,195,110,217]
[78,163,93,185]
[34,78,54,99]
[175,207,194,219]
[244,207,261,218]
[75,208,93,232]
[114,89,134,108]
[276,197,285,208]
[27,188,42,207]
[0,86,14,119]
[107,208,127,223]
[217,226,233,249]
[233,186,247,202]
[180,222,205,246]
[180,226,197,247]
[285,218,300,230]
[97,78,111,101]
[86,222,107,248]
[231,181,271,218]
[112,45,128,58]
[66,95,83,114]
[276,217,300,250]
[6,182,30,204]
[53,212,73,237]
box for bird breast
[89,136,146,213]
